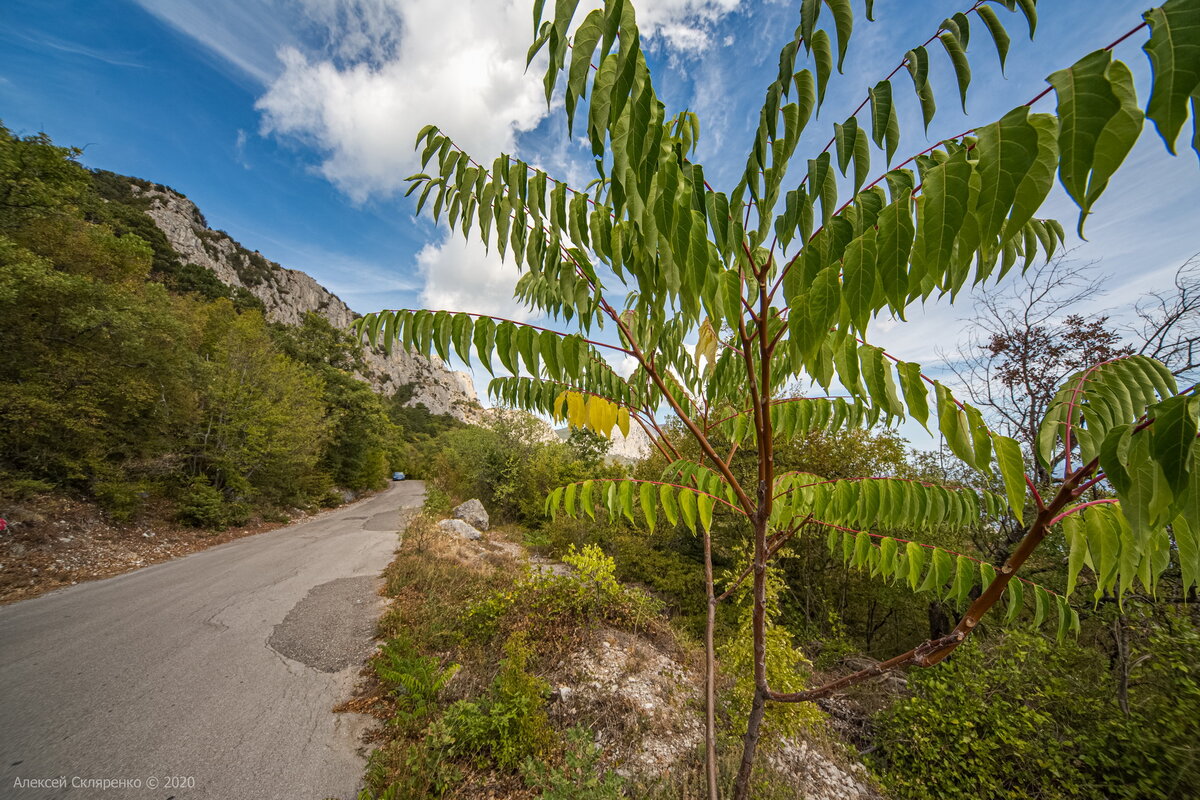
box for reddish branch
[767,454,1101,703]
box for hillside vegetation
[362,415,1199,799]
[0,125,456,533]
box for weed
[374,635,459,735]
[520,725,625,799]
[443,632,553,771]
[358,723,460,800]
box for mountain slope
[135,183,482,422]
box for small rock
[437,518,483,541]
[451,499,489,531]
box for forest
[0,125,452,528]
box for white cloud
[255,0,744,202]
[249,0,745,317]
[138,0,745,323]
[256,1,549,202]
[417,231,533,320]
[636,0,741,52]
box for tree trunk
[928,601,952,639]
[732,514,770,800]
[1113,614,1131,716]
[732,688,766,800]
[703,528,719,800]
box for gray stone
[452,498,489,531]
[133,183,483,423]
[437,518,483,541]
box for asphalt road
[0,480,425,800]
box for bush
[462,545,663,643]
[177,477,227,529]
[422,485,452,516]
[520,725,625,799]
[92,479,149,522]
[871,628,1200,800]
[443,632,553,771]
[720,616,823,742]
[0,476,54,501]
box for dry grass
[357,514,879,800]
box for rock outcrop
[436,518,483,541]
[451,499,489,531]
[134,185,482,422]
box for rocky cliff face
[135,185,482,422]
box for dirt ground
[0,494,358,605]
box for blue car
[392,472,406,481]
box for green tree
[0,125,89,228]
[271,313,397,491]
[0,238,193,494]
[188,301,329,505]
[359,1,1200,796]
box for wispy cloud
[11,29,145,69]
[417,228,533,321]
[129,0,297,85]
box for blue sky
[3,0,1197,443]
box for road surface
[0,480,425,799]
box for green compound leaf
[1047,49,1144,236]
[1142,0,1200,156]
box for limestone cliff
[134,185,482,422]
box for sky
[2,0,1197,446]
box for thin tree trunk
[732,687,767,800]
[732,514,770,800]
[1113,614,1131,716]
[703,527,720,800]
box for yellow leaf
[617,407,630,437]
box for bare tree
[946,256,1131,480]
[1132,254,1200,381]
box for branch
[768,461,1096,703]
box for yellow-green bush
[462,545,663,644]
[442,632,553,771]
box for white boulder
[452,499,489,531]
[437,518,483,541]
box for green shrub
[443,632,553,771]
[719,616,823,741]
[92,479,148,522]
[520,725,625,799]
[462,545,663,643]
[177,477,228,529]
[0,476,54,501]
[422,484,452,516]
[261,508,291,524]
[374,635,459,735]
[871,628,1200,800]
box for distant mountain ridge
[131,182,483,423]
